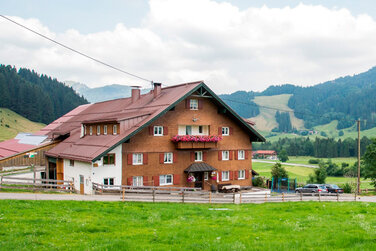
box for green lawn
[0,200,376,250]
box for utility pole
[357,119,361,194]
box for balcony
[171,135,221,149]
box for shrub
[308,159,319,164]
[342,183,352,193]
[252,177,265,188]
[5,124,9,128]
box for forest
[0,65,87,124]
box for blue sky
[1,0,376,93]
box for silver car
[295,184,328,194]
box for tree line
[0,65,88,124]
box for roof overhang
[184,162,217,173]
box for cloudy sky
[2,0,376,93]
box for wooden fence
[0,176,74,193]
[92,183,360,204]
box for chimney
[131,86,141,103]
[153,82,162,98]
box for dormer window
[97,125,101,135]
[113,125,117,135]
[89,126,93,136]
[104,125,107,135]
[80,125,85,138]
[190,99,198,110]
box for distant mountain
[65,81,150,103]
[0,65,88,124]
[220,66,376,131]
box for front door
[194,173,203,188]
[79,175,84,195]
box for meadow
[0,200,376,250]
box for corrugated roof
[184,163,217,173]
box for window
[113,125,117,135]
[238,150,245,160]
[97,125,101,135]
[222,171,229,181]
[132,153,143,165]
[222,127,229,136]
[195,151,203,162]
[186,125,192,135]
[104,125,107,135]
[204,172,209,181]
[164,152,173,163]
[104,178,114,186]
[84,125,87,135]
[69,159,74,167]
[154,126,163,136]
[222,150,229,160]
[103,154,115,165]
[89,126,93,135]
[133,176,143,186]
[160,174,173,186]
[238,170,245,179]
[198,125,203,134]
[190,99,198,110]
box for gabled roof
[45,81,265,162]
[0,133,50,159]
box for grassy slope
[250,94,304,131]
[0,108,45,142]
[0,200,376,250]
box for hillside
[0,65,88,124]
[0,108,45,141]
[65,81,150,103]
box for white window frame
[222,150,229,160]
[104,125,107,135]
[164,152,173,163]
[132,153,143,165]
[222,127,229,136]
[204,172,209,181]
[154,126,163,136]
[186,125,192,135]
[190,99,198,110]
[238,170,245,180]
[103,177,114,187]
[89,126,93,135]
[195,151,203,162]
[160,174,173,186]
[133,176,143,187]
[97,125,101,135]
[113,124,117,135]
[222,171,229,181]
[238,150,245,160]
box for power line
[0,15,152,84]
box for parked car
[325,184,344,194]
[295,184,328,194]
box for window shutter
[149,126,153,135]
[218,127,222,136]
[245,150,249,159]
[143,153,148,164]
[127,154,132,165]
[219,171,222,181]
[245,170,250,179]
[234,171,238,180]
[203,151,207,161]
[173,152,178,163]
[163,126,168,135]
[173,174,180,185]
[235,150,238,160]
[198,99,203,109]
[185,99,190,109]
[191,151,195,162]
[218,151,222,161]
[143,176,148,186]
[229,127,233,135]
[230,171,234,180]
[229,150,233,160]
[127,177,132,186]
[159,153,164,164]
[153,176,159,186]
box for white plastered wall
[92,144,122,187]
[64,159,92,194]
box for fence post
[209,191,212,204]
[239,192,242,204]
[337,192,339,202]
[70,181,73,194]
[233,191,236,204]
[122,188,125,202]
[0,176,3,190]
[153,188,155,203]
[318,192,321,202]
[354,192,357,201]
[282,192,285,202]
[265,192,267,202]
[182,190,185,203]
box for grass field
[0,108,45,141]
[0,200,376,250]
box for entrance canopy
[184,163,217,173]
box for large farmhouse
[40,82,265,194]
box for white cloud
[1,1,376,94]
